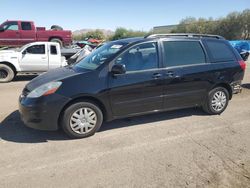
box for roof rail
[145,33,224,39]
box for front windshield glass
[75,42,124,70]
[18,43,30,52]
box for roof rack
[145,33,224,39]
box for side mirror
[111,64,126,75]
[22,50,27,55]
[0,27,4,32]
[240,51,249,61]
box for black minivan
[19,34,246,138]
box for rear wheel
[61,102,103,139]
[203,87,229,115]
[50,38,63,48]
[0,64,15,83]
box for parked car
[19,34,246,139]
[0,20,72,47]
[230,40,250,61]
[0,42,67,82]
[67,45,93,65]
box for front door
[19,44,48,72]
[109,42,164,117]
[0,21,20,46]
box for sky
[0,0,249,31]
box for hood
[25,66,90,91]
[0,50,16,54]
[0,50,18,59]
[0,49,18,55]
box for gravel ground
[0,61,250,188]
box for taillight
[238,60,246,71]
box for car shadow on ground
[0,108,206,144]
[242,83,250,90]
[13,75,37,82]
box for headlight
[27,81,62,98]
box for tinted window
[3,21,18,31]
[26,45,45,54]
[21,22,32,30]
[115,42,158,72]
[50,45,57,55]
[206,40,235,62]
[163,41,206,67]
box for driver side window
[115,42,158,72]
[26,45,45,54]
[3,21,18,31]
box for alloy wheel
[211,91,227,112]
[70,107,97,134]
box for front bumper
[19,94,70,131]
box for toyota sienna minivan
[19,34,246,138]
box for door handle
[41,57,46,59]
[166,71,174,77]
[165,71,181,78]
[152,73,162,79]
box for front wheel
[202,87,229,115]
[0,64,15,83]
[61,102,103,139]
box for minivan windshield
[75,42,124,70]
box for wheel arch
[211,83,233,100]
[0,61,17,74]
[49,36,63,42]
[58,96,109,128]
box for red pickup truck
[0,20,72,47]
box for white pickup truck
[0,42,67,82]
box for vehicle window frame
[50,45,58,55]
[160,39,208,69]
[21,22,32,31]
[203,39,237,63]
[25,44,46,55]
[2,21,19,31]
[112,41,160,74]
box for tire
[61,101,103,139]
[51,25,63,30]
[202,87,229,115]
[50,38,63,47]
[0,64,15,83]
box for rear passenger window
[163,41,206,67]
[50,45,57,55]
[21,22,32,30]
[205,40,235,62]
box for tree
[170,9,250,40]
[73,29,105,41]
[110,27,148,41]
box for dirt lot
[1,63,250,188]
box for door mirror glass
[0,27,4,32]
[111,64,126,75]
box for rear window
[50,45,57,55]
[205,40,236,62]
[21,22,32,30]
[163,41,206,67]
